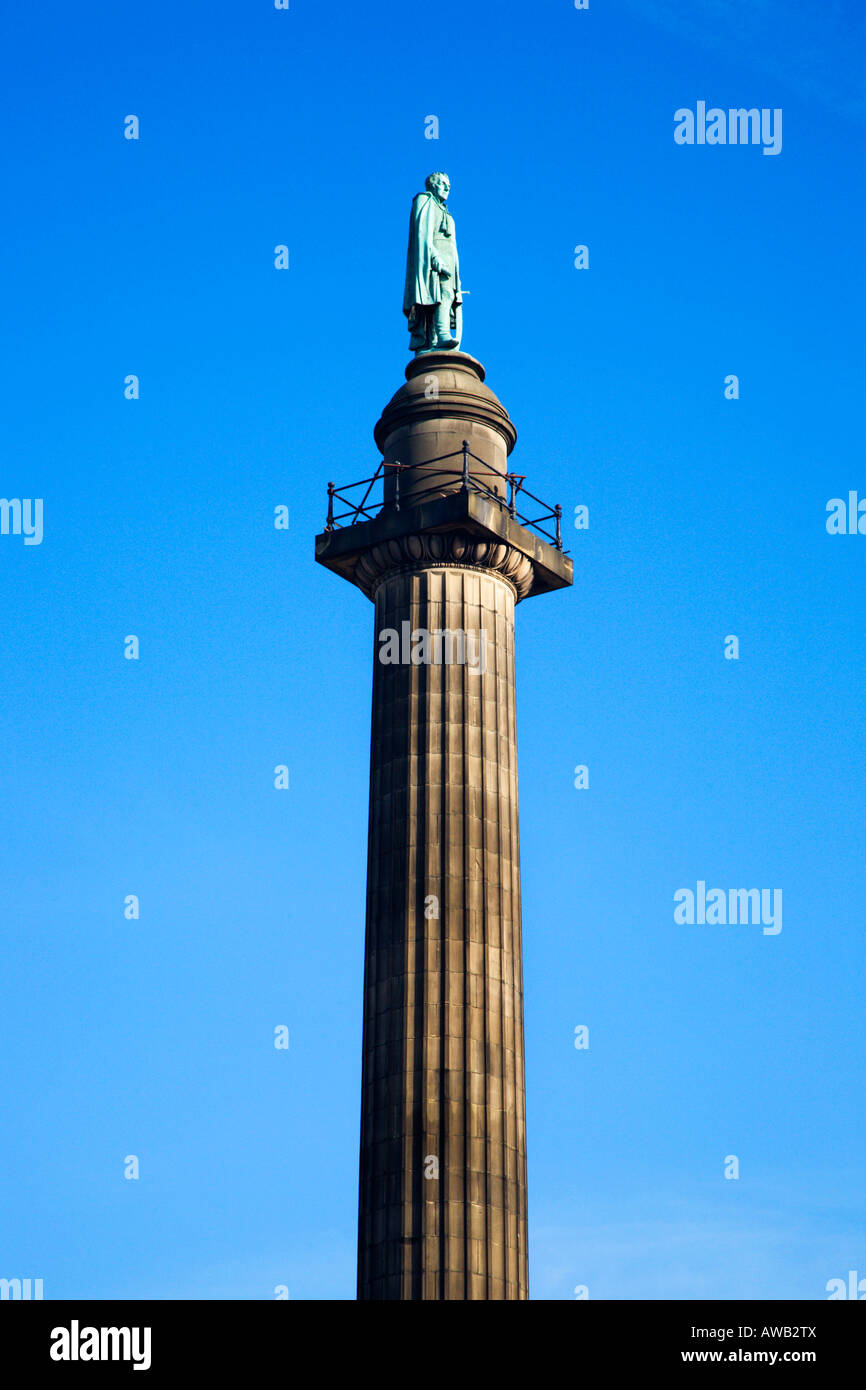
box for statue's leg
[432,289,458,349]
[408,306,428,353]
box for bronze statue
[403,172,463,354]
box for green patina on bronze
[403,172,463,355]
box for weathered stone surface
[314,356,572,1299]
[358,564,526,1299]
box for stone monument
[315,175,572,1299]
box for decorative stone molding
[354,527,536,600]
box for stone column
[315,353,572,1300]
[359,555,524,1300]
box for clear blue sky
[2,0,863,1300]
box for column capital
[315,490,573,603]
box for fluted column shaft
[357,562,528,1300]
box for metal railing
[324,442,565,552]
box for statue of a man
[403,172,463,354]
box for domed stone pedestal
[375,352,516,509]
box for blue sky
[1,0,864,1299]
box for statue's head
[426,171,450,202]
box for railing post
[395,461,400,512]
[462,440,470,492]
[508,475,516,519]
[555,504,562,551]
[327,482,334,530]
